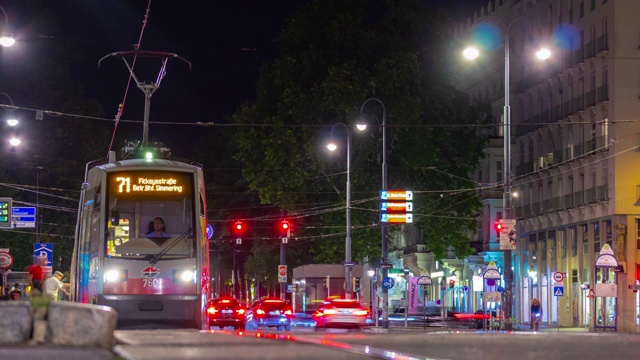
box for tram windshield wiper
[149,229,192,265]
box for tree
[229,0,492,262]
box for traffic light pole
[280,237,286,301]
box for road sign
[206,224,213,240]
[380,190,413,201]
[12,207,36,228]
[0,251,13,270]
[587,289,596,298]
[553,286,564,296]
[553,271,565,283]
[380,202,413,212]
[379,263,392,269]
[33,243,53,274]
[498,219,516,250]
[380,213,413,223]
[343,261,355,267]
[0,198,12,229]
[382,277,395,289]
[278,265,287,283]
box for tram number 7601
[143,278,160,288]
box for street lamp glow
[356,123,367,131]
[367,269,375,278]
[9,137,20,146]
[535,47,551,60]
[462,46,480,60]
[326,143,337,152]
[6,118,18,126]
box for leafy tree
[231,0,491,263]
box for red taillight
[284,309,293,316]
[221,299,230,303]
[236,308,246,315]
[255,308,266,317]
[323,309,338,315]
[207,307,218,315]
[353,309,368,316]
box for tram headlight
[173,269,196,282]
[104,269,128,282]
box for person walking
[43,271,70,302]
[530,298,542,331]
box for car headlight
[180,270,195,282]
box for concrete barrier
[45,301,118,348]
[0,301,33,344]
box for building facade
[454,0,640,332]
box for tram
[71,145,210,329]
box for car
[244,298,293,331]
[312,298,369,330]
[207,297,246,330]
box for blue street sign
[553,286,564,297]
[12,207,35,216]
[206,224,214,240]
[33,243,53,271]
[382,277,395,290]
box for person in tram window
[146,217,170,237]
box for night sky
[2,0,491,149]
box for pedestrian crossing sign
[553,286,564,297]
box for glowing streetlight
[9,137,20,146]
[0,6,15,47]
[535,47,552,60]
[462,46,480,60]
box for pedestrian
[28,256,47,294]
[43,271,70,302]
[530,298,542,330]
[9,283,22,300]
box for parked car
[312,298,369,330]
[244,298,293,331]
[207,297,246,330]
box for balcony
[596,185,608,201]
[585,90,596,107]
[573,191,584,207]
[562,100,572,118]
[585,187,597,203]
[597,85,609,102]
[572,95,584,113]
[584,41,595,59]
[596,35,608,54]
[573,46,584,65]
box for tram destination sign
[110,171,192,199]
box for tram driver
[146,217,170,238]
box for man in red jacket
[28,256,47,294]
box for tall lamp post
[358,97,388,328]
[327,123,354,298]
[463,16,550,330]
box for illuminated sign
[380,213,413,224]
[380,202,413,212]
[380,190,413,201]
[110,172,191,199]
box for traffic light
[323,275,330,288]
[353,277,361,292]
[0,198,12,229]
[279,220,291,238]
[231,220,246,237]
[449,279,455,289]
[494,219,503,235]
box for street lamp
[358,97,388,327]
[0,6,15,47]
[0,92,18,126]
[367,269,376,325]
[327,123,355,299]
[463,15,550,331]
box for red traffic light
[449,279,455,288]
[231,220,246,236]
[494,220,503,234]
[279,220,291,237]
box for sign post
[33,243,53,275]
[278,265,287,283]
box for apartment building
[454,0,640,332]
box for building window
[496,160,503,183]
[549,230,557,261]
[593,222,600,252]
[636,219,640,250]
[571,269,578,283]
[582,224,589,258]
[604,220,612,247]
[570,227,578,256]
[591,0,596,11]
[540,231,547,261]
[559,229,567,259]
[579,0,584,17]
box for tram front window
[106,171,195,260]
